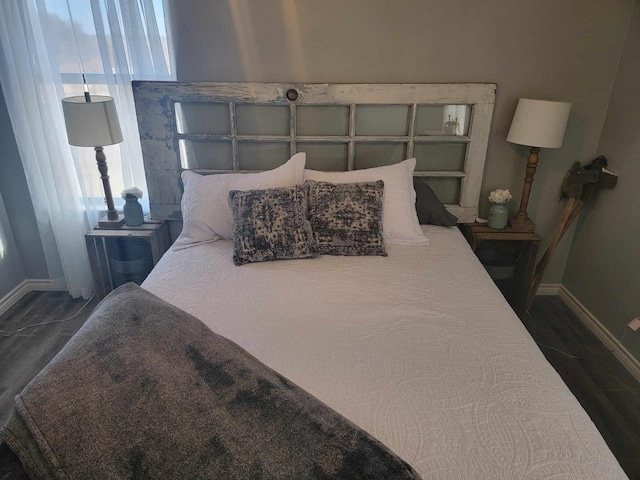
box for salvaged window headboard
[132,81,495,229]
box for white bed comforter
[143,226,627,479]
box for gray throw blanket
[1,284,420,479]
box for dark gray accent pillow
[229,185,317,266]
[413,178,459,226]
[306,180,387,256]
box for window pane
[354,143,407,169]
[356,105,409,136]
[45,0,172,77]
[297,106,348,136]
[179,140,233,170]
[414,143,467,171]
[175,103,230,135]
[236,105,289,136]
[298,143,348,171]
[415,105,470,136]
[238,143,290,170]
[44,1,104,74]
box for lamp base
[98,213,125,229]
[509,215,536,233]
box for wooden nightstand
[459,223,540,317]
[85,220,170,300]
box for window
[43,0,173,213]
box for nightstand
[459,223,540,317]
[85,220,170,300]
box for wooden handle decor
[526,156,618,311]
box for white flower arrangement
[488,189,512,204]
[121,187,143,199]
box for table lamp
[507,98,571,232]
[62,93,125,228]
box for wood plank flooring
[0,292,638,478]
[524,296,640,479]
[0,291,98,427]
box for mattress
[143,225,627,479]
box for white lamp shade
[507,98,571,148]
[62,95,123,147]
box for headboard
[132,81,495,228]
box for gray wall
[563,1,640,359]
[0,189,26,298]
[0,84,48,282]
[169,0,634,283]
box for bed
[129,82,628,479]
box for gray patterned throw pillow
[229,185,318,266]
[306,180,387,256]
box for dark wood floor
[0,292,638,478]
[0,291,99,427]
[523,296,640,479]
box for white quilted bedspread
[143,225,627,479]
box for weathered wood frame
[132,81,496,224]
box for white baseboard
[536,283,561,296]
[558,285,640,384]
[0,279,64,317]
[27,279,67,292]
[0,280,31,317]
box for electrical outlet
[628,318,640,332]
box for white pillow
[174,152,306,250]
[304,158,428,245]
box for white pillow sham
[304,158,428,245]
[174,152,306,250]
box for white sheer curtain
[0,0,173,298]
[86,0,174,214]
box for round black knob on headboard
[286,88,299,101]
